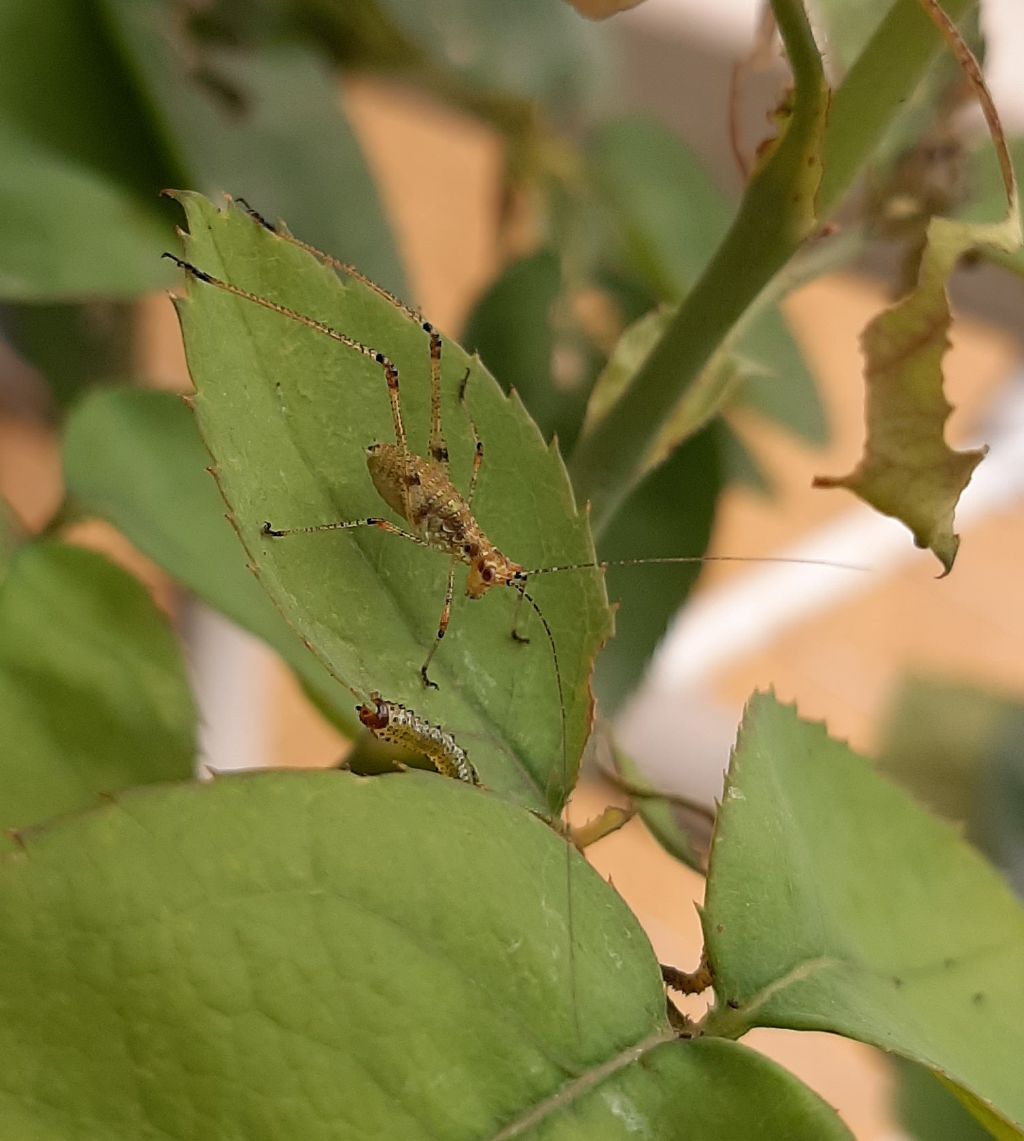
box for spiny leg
[233,197,449,470]
[508,576,530,644]
[163,254,410,455]
[458,367,484,508]
[262,516,429,549]
[419,557,458,690]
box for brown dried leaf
[814,0,1021,573]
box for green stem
[569,0,827,532]
[568,0,975,535]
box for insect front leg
[507,578,530,645]
[420,556,459,689]
[458,367,484,508]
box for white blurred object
[183,602,272,775]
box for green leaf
[594,424,722,711]
[461,248,572,443]
[62,387,357,731]
[97,0,404,293]
[0,541,195,844]
[610,740,708,873]
[0,125,173,300]
[170,192,612,811]
[703,693,1024,1136]
[0,0,400,301]
[894,1057,1010,1141]
[376,0,609,113]
[878,676,1024,902]
[814,203,1021,572]
[0,769,856,1139]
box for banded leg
[458,367,484,508]
[419,557,458,689]
[234,197,448,471]
[262,516,428,549]
[508,576,530,644]
[163,254,410,455]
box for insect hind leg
[419,557,458,690]
[234,196,450,473]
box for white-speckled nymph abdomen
[365,441,522,597]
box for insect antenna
[510,578,582,1042]
[519,553,866,576]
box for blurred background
[3,2,1024,1137]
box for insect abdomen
[358,694,480,785]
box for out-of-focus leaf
[0,541,196,845]
[595,424,722,711]
[0,125,174,300]
[63,387,358,731]
[563,0,646,19]
[609,738,708,872]
[878,677,1018,831]
[375,0,609,115]
[703,694,1024,1137]
[0,0,401,301]
[0,769,855,1139]
[878,676,1024,895]
[963,139,1024,276]
[895,1057,1009,1141]
[170,192,612,812]
[462,249,575,442]
[0,300,134,405]
[586,117,828,446]
[97,0,403,292]
[715,420,774,494]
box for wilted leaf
[815,8,1021,572]
[0,542,195,843]
[703,694,1024,1137]
[0,770,855,1139]
[169,192,612,811]
[812,212,1017,571]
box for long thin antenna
[520,553,867,576]
[510,579,580,1042]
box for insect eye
[481,567,494,583]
